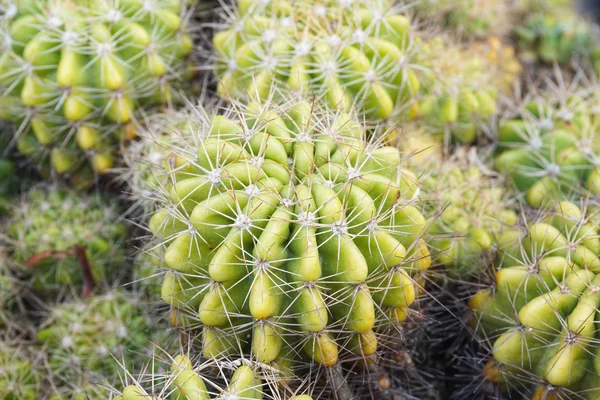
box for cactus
[413,0,514,39]
[515,5,600,75]
[142,96,431,385]
[212,0,421,120]
[495,80,600,208]
[0,339,42,400]
[4,185,127,295]
[408,35,507,146]
[0,0,195,184]
[37,290,155,399]
[470,200,600,398]
[423,148,517,277]
[0,123,18,214]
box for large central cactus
[144,97,430,379]
[212,0,420,120]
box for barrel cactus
[495,81,600,208]
[423,148,517,277]
[0,0,195,184]
[409,35,503,146]
[4,186,127,295]
[471,200,600,398]
[143,96,430,386]
[212,0,421,120]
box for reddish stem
[73,245,96,298]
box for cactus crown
[4,186,127,294]
[471,200,600,396]
[213,0,421,120]
[142,95,431,383]
[495,78,600,208]
[0,0,194,183]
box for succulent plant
[212,0,421,120]
[142,95,431,385]
[470,200,600,398]
[0,124,18,214]
[0,0,195,185]
[423,148,517,277]
[515,6,600,75]
[413,0,514,39]
[0,339,42,400]
[408,35,505,146]
[4,185,127,295]
[495,80,600,208]
[37,290,155,399]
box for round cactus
[37,290,155,399]
[495,80,600,208]
[471,200,600,397]
[423,148,517,277]
[143,96,431,381]
[408,35,504,145]
[414,0,514,39]
[212,0,421,120]
[0,0,195,184]
[4,185,127,295]
[0,339,42,400]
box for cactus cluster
[495,81,600,208]
[0,339,42,400]
[422,149,517,277]
[4,186,127,295]
[470,200,600,398]
[0,0,195,184]
[212,0,420,120]
[146,97,430,379]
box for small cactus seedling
[37,290,155,399]
[470,200,600,398]
[408,35,505,145]
[423,148,517,277]
[0,339,42,400]
[4,185,127,295]
[0,0,195,184]
[495,78,600,208]
[212,0,421,120]
[145,96,431,382]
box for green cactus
[0,124,18,214]
[143,96,431,380]
[212,0,421,120]
[408,35,508,146]
[414,0,514,39]
[495,83,600,208]
[4,186,127,295]
[423,148,518,277]
[0,340,42,400]
[515,7,600,75]
[37,290,155,399]
[0,0,195,185]
[470,200,600,398]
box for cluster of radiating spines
[37,290,154,399]
[3,186,127,295]
[0,339,42,400]
[470,200,600,398]
[412,0,514,39]
[423,149,517,277]
[0,0,195,184]
[495,82,600,208]
[146,98,431,378]
[407,35,502,146]
[116,352,315,400]
[212,0,421,120]
[515,1,600,75]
